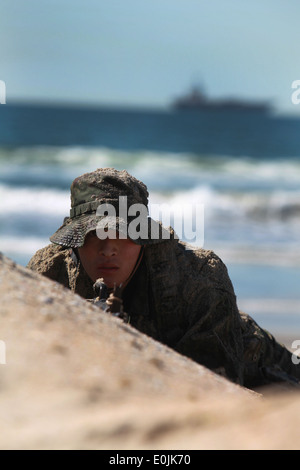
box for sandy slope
[0,252,300,450]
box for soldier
[27,167,300,389]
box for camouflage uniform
[27,168,300,390]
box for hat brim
[50,213,174,248]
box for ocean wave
[0,236,49,256]
[0,183,69,216]
[2,179,300,228]
[238,298,300,315]
[1,146,300,192]
[213,244,300,268]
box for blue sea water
[0,102,300,340]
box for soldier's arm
[174,250,244,385]
[240,312,300,388]
[175,287,244,385]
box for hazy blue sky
[1,0,300,114]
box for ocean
[1,102,300,341]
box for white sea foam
[0,236,49,256]
[2,145,300,188]
[0,183,69,216]
[214,244,300,267]
[238,298,300,316]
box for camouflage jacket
[27,238,300,389]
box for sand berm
[1,252,300,450]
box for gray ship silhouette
[172,86,271,113]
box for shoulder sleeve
[27,244,70,287]
[27,244,95,298]
[184,246,236,294]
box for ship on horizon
[171,86,272,113]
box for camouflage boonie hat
[50,167,170,248]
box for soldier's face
[78,230,141,288]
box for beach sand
[1,252,300,450]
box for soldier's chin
[97,272,120,289]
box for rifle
[89,277,129,323]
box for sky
[1,0,300,115]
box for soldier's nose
[98,238,118,256]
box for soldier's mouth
[97,265,119,273]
